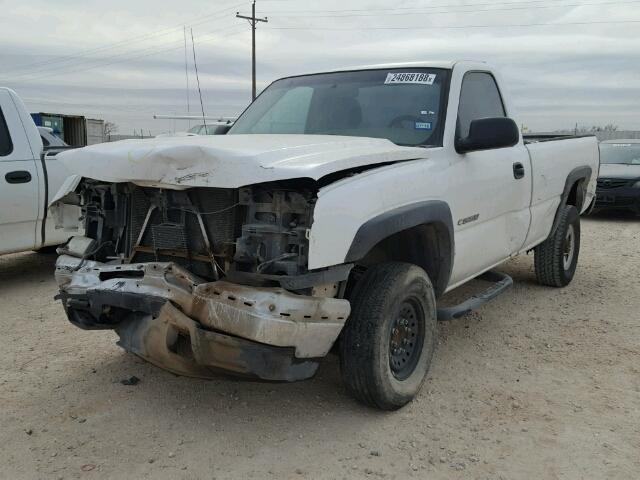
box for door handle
[513,162,525,180]
[5,170,32,184]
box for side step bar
[437,271,513,321]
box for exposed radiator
[127,186,241,277]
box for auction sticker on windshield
[385,72,436,85]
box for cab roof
[333,60,490,72]
[291,60,488,79]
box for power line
[3,25,248,81]
[269,19,640,31]
[274,0,640,18]
[237,0,268,100]
[7,2,245,76]
[8,0,632,82]
[190,28,207,129]
[184,26,190,119]
[0,24,246,83]
[265,0,631,14]
[2,22,244,82]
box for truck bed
[523,133,595,144]
[522,134,599,250]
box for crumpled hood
[598,163,640,180]
[56,134,427,189]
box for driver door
[448,71,532,286]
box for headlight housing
[633,180,640,188]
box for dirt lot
[1,212,639,480]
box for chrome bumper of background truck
[55,256,350,381]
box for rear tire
[340,262,437,410]
[534,205,580,287]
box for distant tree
[103,121,118,140]
[568,124,619,134]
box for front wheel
[340,262,437,410]
[534,205,581,287]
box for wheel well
[549,167,591,237]
[566,178,586,210]
[350,222,452,298]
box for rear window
[0,108,13,156]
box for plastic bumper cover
[595,187,640,210]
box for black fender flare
[344,200,454,294]
[550,165,592,236]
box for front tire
[340,262,437,410]
[534,205,580,287]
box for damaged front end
[53,180,351,381]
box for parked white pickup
[0,88,76,255]
[51,61,599,409]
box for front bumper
[55,256,350,381]
[595,187,640,211]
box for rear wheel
[340,262,437,410]
[534,205,580,287]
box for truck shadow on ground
[585,210,640,222]
[0,251,58,290]
[16,251,610,435]
[41,253,606,420]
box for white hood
[56,134,427,190]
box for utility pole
[237,1,268,100]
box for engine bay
[74,180,316,282]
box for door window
[0,108,13,156]
[457,72,506,139]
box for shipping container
[86,118,105,145]
[63,115,85,146]
[31,112,105,147]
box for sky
[1,0,639,135]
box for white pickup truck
[51,61,599,410]
[0,88,75,255]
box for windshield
[600,143,640,164]
[229,68,449,147]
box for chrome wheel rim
[563,224,575,270]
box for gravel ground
[1,212,639,480]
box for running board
[437,271,513,321]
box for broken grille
[126,186,242,278]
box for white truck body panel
[51,61,599,293]
[522,136,599,250]
[49,60,600,387]
[307,62,598,288]
[0,88,75,255]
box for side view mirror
[214,124,233,135]
[455,117,519,154]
